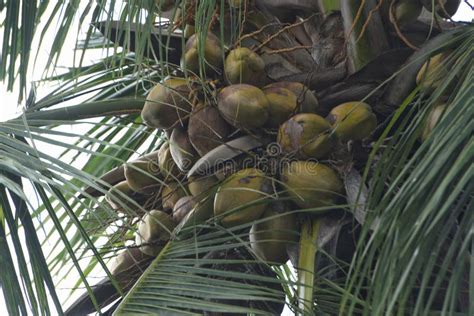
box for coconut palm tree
[0,1,472,315]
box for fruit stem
[296,219,320,315]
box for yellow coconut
[135,210,176,256]
[421,102,448,141]
[263,86,299,127]
[326,102,377,142]
[281,161,344,210]
[277,113,337,159]
[158,143,181,178]
[161,182,188,211]
[181,32,223,75]
[105,181,136,210]
[250,204,298,264]
[416,52,452,93]
[170,127,199,172]
[109,248,151,275]
[141,77,192,129]
[214,168,271,227]
[188,175,220,197]
[224,47,265,86]
[217,84,270,129]
[265,81,319,114]
[124,158,162,193]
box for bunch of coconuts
[102,0,459,291]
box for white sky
[0,2,472,315]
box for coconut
[421,0,461,18]
[135,210,176,256]
[124,157,162,193]
[161,182,188,211]
[187,103,232,156]
[265,81,319,114]
[214,168,271,227]
[416,51,452,93]
[277,113,337,159]
[421,102,448,141]
[105,181,137,210]
[326,102,377,142]
[263,86,299,127]
[217,84,270,129]
[392,0,423,25]
[172,196,197,223]
[141,77,192,129]
[281,160,344,210]
[170,127,199,172]
[158,143,181,178]
[109,248,151,275]
[188,175,220,197]
[181,32,223,75]
[224,47,265,86]
[250,203,299,265]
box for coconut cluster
[106,24,383,267]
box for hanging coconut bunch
[71,0,468,314]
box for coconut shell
[188,104,232,157]
[224,47,265,86]
[326,102,377,142]
[265,81,318,114]
[217,84,270,129]
[250,203,299,265]
[141,77,192,130]
[170,127,199,172]
[135,210,176,256]
[263,86,298,127]
[172,196,197,223]
[277,113,337,159]
[161,182,188,211]
[281,161,344,210]
[214,168,271,227]
[181,32,223,75]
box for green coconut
[250,204,298,265]
[421,0,461,18]
[326,102,377,142]
[392,0,423,25]
[187,103,232,157]
[135,210,176,256]
[421,102,448,141]
[224,47,265,86]
[217,84,270,129]
[416,51,452,93]
[281,160,344,210]
[263,86,299,127]
[265,81,319,114]
[105,181,137,210]
[141,77,192,129]
[277,113,337,159]
[124,157,162,193]
[161,182,188,211]
[181,32,223,75]
[170,127,199,172]
[109,248,151,275]
[172,196,197,223]
[214,168,271,227]
[158,143,181,178]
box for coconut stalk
[340,0,389,73]
[296,219,321,314]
